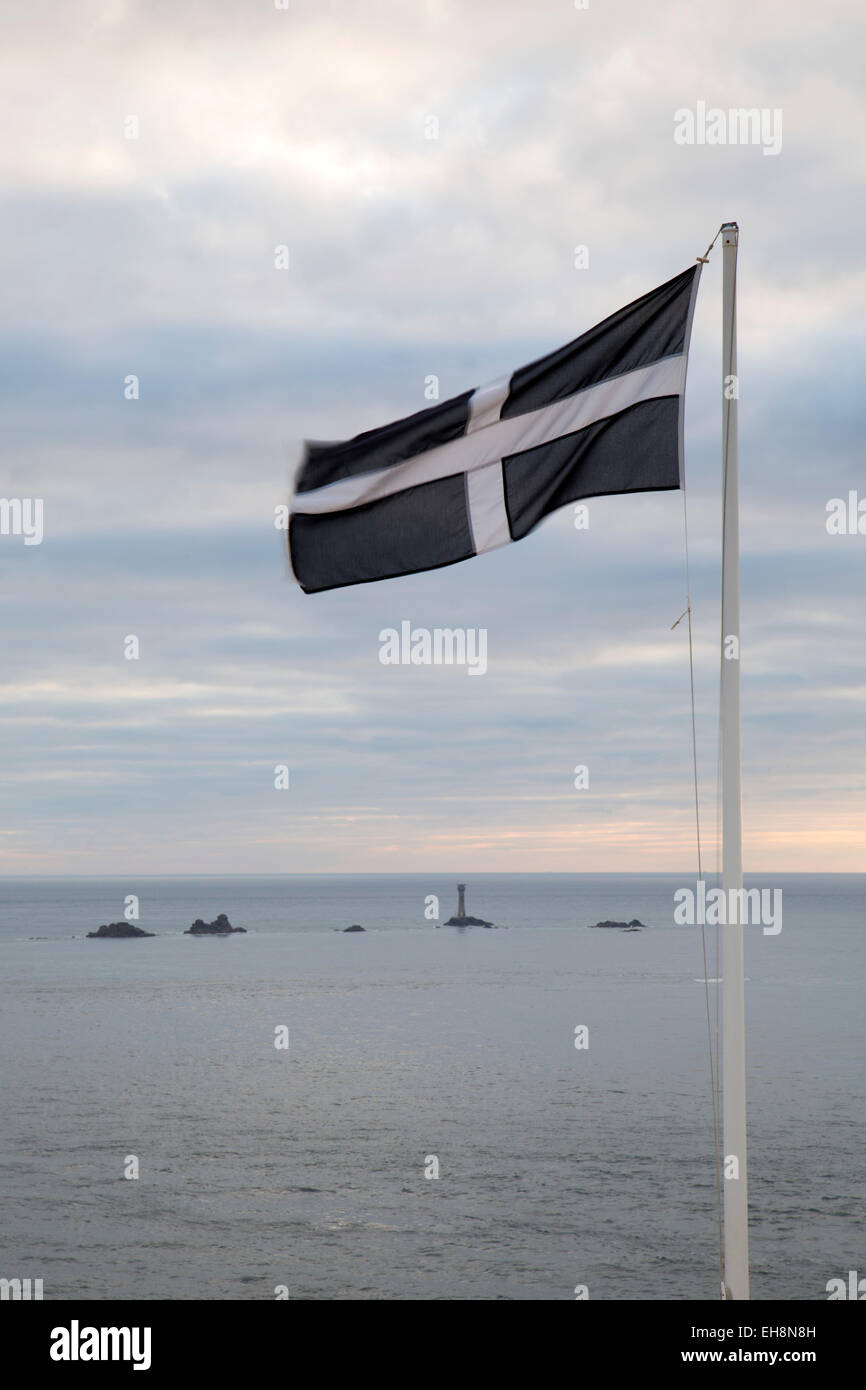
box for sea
[0,873,862,1301]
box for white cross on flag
[289,266,701,593]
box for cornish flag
[289,265,701,593]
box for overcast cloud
[1,0,864,873]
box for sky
[1,0,865,875]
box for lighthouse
[442,882,494,927]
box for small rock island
[442,883,495,928]
[588,918,647,931]
[185,913,246,936]
[343,924,365,932]
[87,922,154,939]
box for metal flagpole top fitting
[721,222,739,245]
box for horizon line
[1,870,863,880]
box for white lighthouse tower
[442,883,493,927]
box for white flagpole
[720,220,749,1299]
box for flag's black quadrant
[289,265,702,593]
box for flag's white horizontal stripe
[293,355,685,516]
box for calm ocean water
[0,873,862,1300]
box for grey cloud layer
[1,0,864,871]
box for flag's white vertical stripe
[465,373,511,553]
[466,374,511,434]
[465,460,511,554]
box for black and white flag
[289,266,701,593]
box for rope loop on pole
[698,225,724,264]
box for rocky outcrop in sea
[588,919,647,931]
[442,914,495,927]
[87,922,154,938]
[185,913,246,935]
